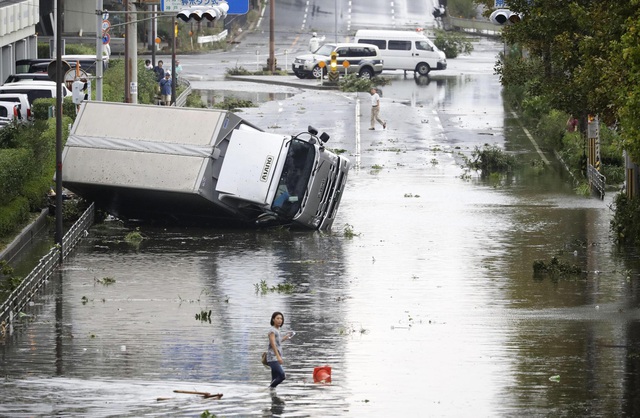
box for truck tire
[359,67,374,79]
[416,62,431,76]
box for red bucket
[313,366,332,383]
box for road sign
[102,20,111,32]
[161,0,249,14]
[102,11,109,20]
[102,33,111,45]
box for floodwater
[3,37,640,417]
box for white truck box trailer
[61,101,350,230]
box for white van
[354,30,447,75]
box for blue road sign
[161,0,249,15]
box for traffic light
[177,3,229,22]
[330,52,338,72]
[489,8,522,25]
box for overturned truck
[61,102,350,230]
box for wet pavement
[3,36,640,417]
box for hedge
[0,148,32,205]
[0,197,30,236]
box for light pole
[334,0,337,43]
[268,0,276,72]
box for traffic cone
[313,366,332,383]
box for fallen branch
[173,390,223,399]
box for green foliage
[532,256,583,280]
[433,30,474,59]
[0,197,29,236]
[535,109,569,150]
[31,97,77,122]
[226,65,252,76]
[339,75,390,92]
[103,59,158,104]
[447,0,478,18]
[186,92,206,108]
[254,279,295,295]
[521,95,552,123]
[213,97,255,111]
[466,144,518,175]
[0,149,32,205]
[610,193,640,246]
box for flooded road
[3,37,640,417]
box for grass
[254,279,295,295]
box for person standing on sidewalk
[159,71,172,105]
[369,87,386,130]
[266,311,293,391]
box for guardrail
[587,164,606,199]
[445,16,502,36]
[174,78,192,108]
[197,30,228,45]
[0,202,95,335]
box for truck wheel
[312,65,325,79]
[359,67,374,79]
[416,63,431,76]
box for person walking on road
[369,87,386,130]
[309,32,321,52]
[266,311,293,391]
[159,71,172,105]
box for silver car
[292,43,384,79]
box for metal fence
[587,163,606,199]
[0,202,95,334]
[174,78,192,108]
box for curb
[0,209,50,265]
[226,75,338,90]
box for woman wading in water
[266,311,294,390]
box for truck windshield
[271,139,315,218]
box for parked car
[4,72,51,84]
[0,101,23,127]
[292,43,383,79]
[0,93,32,120]
[15,54,109,75]
[0,80,69,105]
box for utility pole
[55,0,63,262]
[171,16,176,105]
[268,0,276,72]
[124,0,129,102]
[96,0,103,101]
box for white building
[0,0,39,83]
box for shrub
[536,109,568,150]
[433,30,473,59]
[0,149,32,205]
[611,193,640,246]
[0,197,30,236]
[339,74,390,92]
[466,144,518,175]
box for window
[0,107,8,117]
[389,40,411,51]
[416,41,434,52]
[359,39,386,50]
[346,47,376,57]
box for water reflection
[193,88,296,107]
